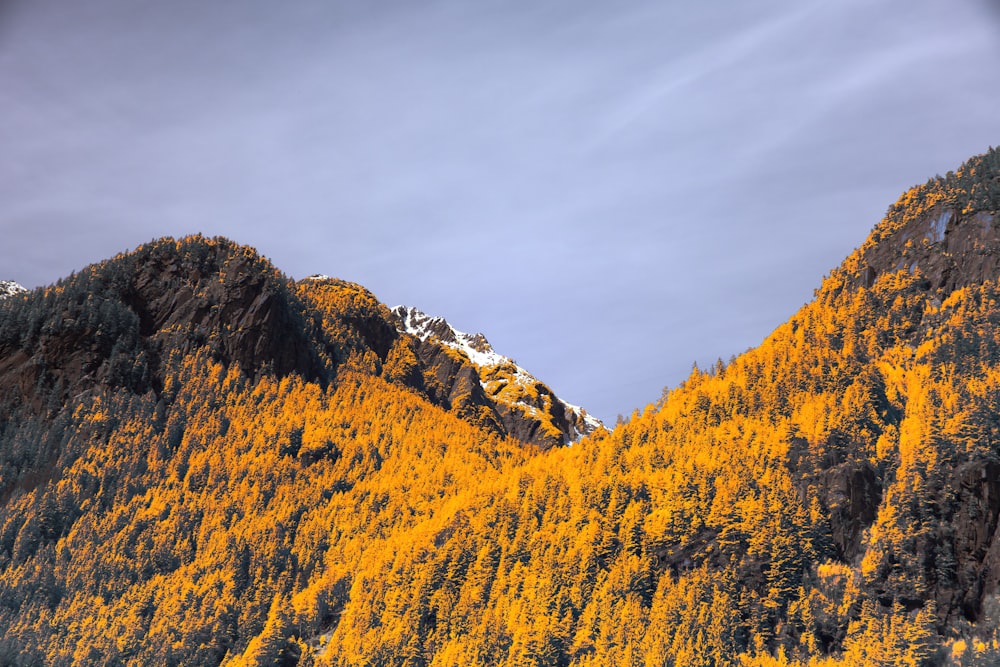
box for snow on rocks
[0,281,26,299]
[391,305,603,443]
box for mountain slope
[317,148,1000,666]
[392,305,602,447]
[0,236,536,665]
[0,149,1000,665]
[294,277,601,449]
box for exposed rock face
[860,207,998,293]
[391,306,603,449]
[0,237,324,421]
[858,458,1000,622]
[947,459,1000,623]
[408,338,505,433]
[0,238,605,454]
[821,460,882,562]
[124,243,323,382]
[288,282,605,449]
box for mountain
[0,281,26,299]
[295,276,601,449]
[0,251,589,456]
[391,305,602,447]
[0,236,542,665]
[0,149,999,665]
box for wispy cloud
[1,0,999,421]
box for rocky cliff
[0,241,603,454]
[1,151,999,664]
[798,149,1000,628]
[0,237,323,419]
[391,305,603,449]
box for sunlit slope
[0,237,530,664]
[392,305,603,448]
[0,352,527,664]
[315,149,1000,666]
[0,148,1000,665]
[298,277,598,449]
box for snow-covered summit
[0,281,26,299]
[391,305,603,444]
[392,305,508,368]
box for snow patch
[927,210,952,243]
[562,400,605,445]
[0,281,26,299]
[973,211,993,233]
[392,305,603,443]
[393,305,514,369]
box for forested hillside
[1,148,1000,665]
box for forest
[0,148,1000,665]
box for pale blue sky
[2,1,999,423]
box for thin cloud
[1,1,998,422]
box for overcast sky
[1,1,999,423]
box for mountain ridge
[294,274,600,448]
[0,242,597,454]
[391,305,603,445]
[0,148,1000,664]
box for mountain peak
[391,305,603,445]
[392,305,506,366]
[0,235,324,408]
[0,281,26,299]
[7,149,1000,663]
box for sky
[1,1,999,424]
